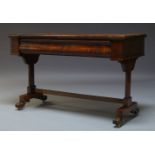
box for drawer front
[19,39,112,57]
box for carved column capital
[119,58,137,72]
[21,54,40,65]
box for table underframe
[15,54,139,128]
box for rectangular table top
[10,33,147,61]
[10,33,146,40]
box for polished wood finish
[15,54,47,110]
[9,33,146,127]
[36,89,126,103]
[10,33,145,60]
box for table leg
[113,59,139,127]
[15,54,47,110]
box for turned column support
[15,54,47,110]
[119,58,137,106]
[21,54,39,94]
[113,58,139,127]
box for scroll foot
[15,102,26,110]
[15,93,48,110]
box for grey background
[0,23,154,130]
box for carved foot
[16,94,30,110]
[113,102,139,128]
[113,112,123,128]
[16,102,26,110]
[15,93,47,110]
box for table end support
[16,54,47,110]
[113,58,139,127]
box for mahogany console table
[10,33,146,127]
